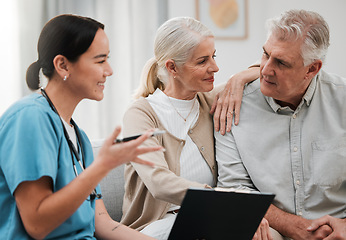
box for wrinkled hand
[210,66,259,135]
[252,218,273,240]
[307,215,346,240]
[210,74,245,135]
[96,126,163,170]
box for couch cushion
[91,139,125,222]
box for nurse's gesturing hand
[96,126,163,170]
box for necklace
[166,94,196,122]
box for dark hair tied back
[26,60,41,90]
[26,14,104,90]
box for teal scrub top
[0,93,101,239]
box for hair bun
[26,60,41,90]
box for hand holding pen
[114,130,166,143]
[96,127,165,170]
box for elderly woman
[120,17,267,240]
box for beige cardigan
[120,90,219,230]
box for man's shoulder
[319,70,346,86]
[243,78,261,97]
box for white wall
[0,1,21,115]
[168,0,346,86]
[0,0,345,140]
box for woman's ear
[53,55,70,80]
[165,59,177,75]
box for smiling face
[260,34,313,108]
[68,29,113,101]
[166,36,219,100]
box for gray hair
[134,17,213,99]
[266,9,330,66]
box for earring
[63,76,67,81]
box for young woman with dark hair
[0,14,159,239]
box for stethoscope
[41,88,102,200]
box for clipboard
[168,188,275,240]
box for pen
[115,130,166,143]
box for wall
[168,0,346,86]
[0,1,22,115]
[0,0,345,140]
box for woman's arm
[211,66,260,135]
[14,127,161,239]
[94,199,155,240]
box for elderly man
[215,9,346,240]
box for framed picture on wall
[195,0,248,40]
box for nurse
[0,14,160,239]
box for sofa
[91,139,125,222]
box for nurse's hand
[97,126,162,170]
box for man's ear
[165,59,177,75]
[53,55,70,79]
[306,60,322,80]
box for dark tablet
[168,188,275,240]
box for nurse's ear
[53,55,70,81]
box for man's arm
[214,129,256,190]
[265,205,332,240]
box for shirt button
[296,180,300,185]
[298,211,303,216]
[201,146,205,152]
[293,147,298,152]
[189,129,193,134]
[293,114,297,119]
